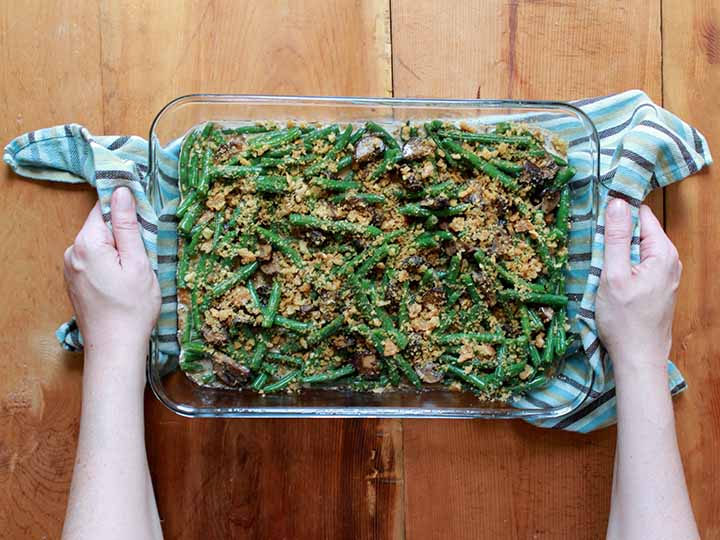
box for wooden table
[1,1,717,538]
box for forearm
[62,344,163,540]
[607,355,698,540]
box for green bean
[473,250,546,293]
[176,246,191,288]
[302,125,339,147]
[542,317,556,365]
[178,202,201,236]
[446,365,496,391]
[266,351,304,367]
[446,254,462,284]
[527,308,544,332]
[420,180,458,199]
[354,244,393,279]
[210,213,223,250]
[262,370,300,393]
[425,128,458,168]
[553,166,576,188]
[301,365,355,384]
[248,127,302,150]
[246,281,262,310]
[196,146,213,196]
[176,191,198,219]
[349,127,366,145]
[307,315,345,346]
[249,338,267,371]
[179,131,198,190]
[303,125,353,176]
[554,308,568,357]
[262,280,282,328]
[222,125,270,135]
[395,354,422,388]
[494,122,512,134]
[365,121,400,150]
[554,185,571,238]
[490,159,523,176]
[180,360,204,373]
[441,139,518,190]
[187,145,200,189]
[436,332,506,345]
[259,153,316,168]
[497,289,568,307]
[311,177,361,191]
[432,204,470,217]
[289,213,382,237]
[210,165,264,179]
[186,223,207,255]
[209,261,259,298]
[250,372,269,391]
[438,129,534,148]
[254,175,289,194]
[274,315,314,334]
[368,148,402,180]
[330,193,387,205]
[526,375,548,391]
[256,227,304,267]
[398,203,431,218]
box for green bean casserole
[176,119,575,400]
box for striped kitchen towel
[3,90,712,432]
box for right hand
[595,199,682,374]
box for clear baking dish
[147,94,600,419]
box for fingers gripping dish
[176,119,575,400]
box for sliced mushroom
[212,352,250,387]
[201,324,229,347]
[352,348,380,377]
[538,306,555,323]
[354,136,385,163]
[419,197,450,210]
[402,137,435,161]
[402,255,427,271]
[403,170,424,193]
[256,243,273,261]
[421,287,446,306]
[541,189,561,213]
[415,361,444,384]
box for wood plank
[662,1,720,537]
[99,0,392,134]
[97,1,396,538]
[0,1,103,539]
[146,388,404,540]
[391,0,664,218]
[391,1,662,538]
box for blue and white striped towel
[3,90,712,432]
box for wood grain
[391,0,664,219]
[663,0,720,537]
[0,1,102,538]
[390,1,662,538]
[99,0,392,134]
[110,1,398,538]
[146,389,404,540]
[3,1,718,538]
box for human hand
[63,187,161,356]
[595,199,682,376]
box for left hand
[63,187,161,355]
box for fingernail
[114,187,134,210]
[607,198,628,219]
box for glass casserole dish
[147,94,600,419]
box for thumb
[111,187,146,265]
[602,198,633,282]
